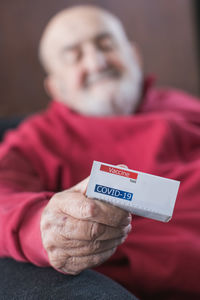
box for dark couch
[0,117,24,141]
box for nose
[82,43,108,73]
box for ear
[130,42,143,69]
[44,75,62,100]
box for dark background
[0,0,199,117]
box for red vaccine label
[100,164,138,180]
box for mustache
[84,67,121,88]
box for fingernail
[121,235,128,243]
[124,224,132,234]
[117,164,128,169]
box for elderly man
[1,5,200,300]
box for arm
[0,146,132,273]
[0,147,53,266]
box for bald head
[39,5,143,116]
[39,5,128,73]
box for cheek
[66,67,84,91]
[107,52,127,71]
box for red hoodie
[0,85,200,299]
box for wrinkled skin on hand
[40,175,132,275]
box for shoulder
[140,86,200,119]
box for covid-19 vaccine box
[86,161,180,222]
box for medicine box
[86,161,180,222]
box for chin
[71,91,140,116]
[68,71,143,116]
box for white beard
[68,64,143,117]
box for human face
[44,8,143,116]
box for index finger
[56,191,131,227]
[90,197,131,227]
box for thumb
[70,176,90,194]
[70,164,128,195]
[117,164,128,169]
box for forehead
[47,10,124,49]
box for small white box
[86,161,180,222]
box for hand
[40,176,132,275]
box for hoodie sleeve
[0,147,53,266]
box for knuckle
[43,237,53,250]
[92,240,101,251]
[41,213,67,239]
[42,231,60,251]
[41,234,52,249]
[49,250,59,263]
[49,250,66,269]
[80,201,96,218]
[91,253,103,266]
[41,208,60,233]
[46,244,56,253]
[40,219,51,232]
[65,256,82,274]
[43,234,60,253]
[89,222,105,240]
[88,240,101,253]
